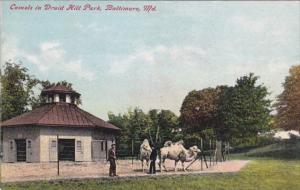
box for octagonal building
[1,84,120,163]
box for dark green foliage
[180,86,228,145]
[1,62,39,121]
[239,138,300,160]
[180,73,271,145]
[230,136,278,154]
[155,109,179,145]
[108,108,179,157]
[108,112,132,157]
[180,86,227,131]
[218,73,271,141]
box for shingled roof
[1,103,120,131]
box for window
[101,141,104,151]
[27,140,32,148]
[59,94,66,103]
[10,141,13,150]
[51,140,56,148]
[77,141,82,151]
[48,95,54,103]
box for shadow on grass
[231,139,300,161]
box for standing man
[149,145,157,174]
[108,143,118,177]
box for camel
[160,140,201,172]
[139,139,152,172]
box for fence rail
[117,138,230,172]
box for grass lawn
[1,159,300,190]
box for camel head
[141,139,152,151]
[142,139,149,145]
[141,139,150,147]
[189,146,201,155]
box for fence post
[131,139,134,165]
[57,134,59,176]
[200,138,203,171]
[209,139,211,167]
[227,141,230,160]
[215,140,218,164]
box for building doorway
[15,139,26,162]
[58,139,75,161]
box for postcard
[0,1,299,189]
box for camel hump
[163,141,173,147]
[175,140,184,145]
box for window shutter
[76,140,84,161]
[49,138,57,162]
[8,140,16,162]
[26,139,33,162]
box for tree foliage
[108,108,179,156]
[1,62,39,121]
[218,73,271,140]
[275,65,300,131]
[1,62,82,121]
[180,73,271,142]
[180,86,228,143]
[180,86,227,131]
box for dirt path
[1,160,250,183]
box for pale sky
[1,1,300,120]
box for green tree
[108,108,179,156]
[218,73,271,141]
[180,86,227,140]
[108,108,152,156]
[275,65,300,131]
[158,110,179,142]
[108,112,131,156]
[148,109,179,146]
[1,62,39,121]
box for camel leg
[181,161,186,172]
[162,159,167,172]
[146,160,150,173]
[174,161,179,172]
[142,160,144,172]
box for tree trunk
[155,125,160,144]
[216,140,223,162]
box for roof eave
[1,123,120,131]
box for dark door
[15,139,26,162]
[58,139,75,161]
